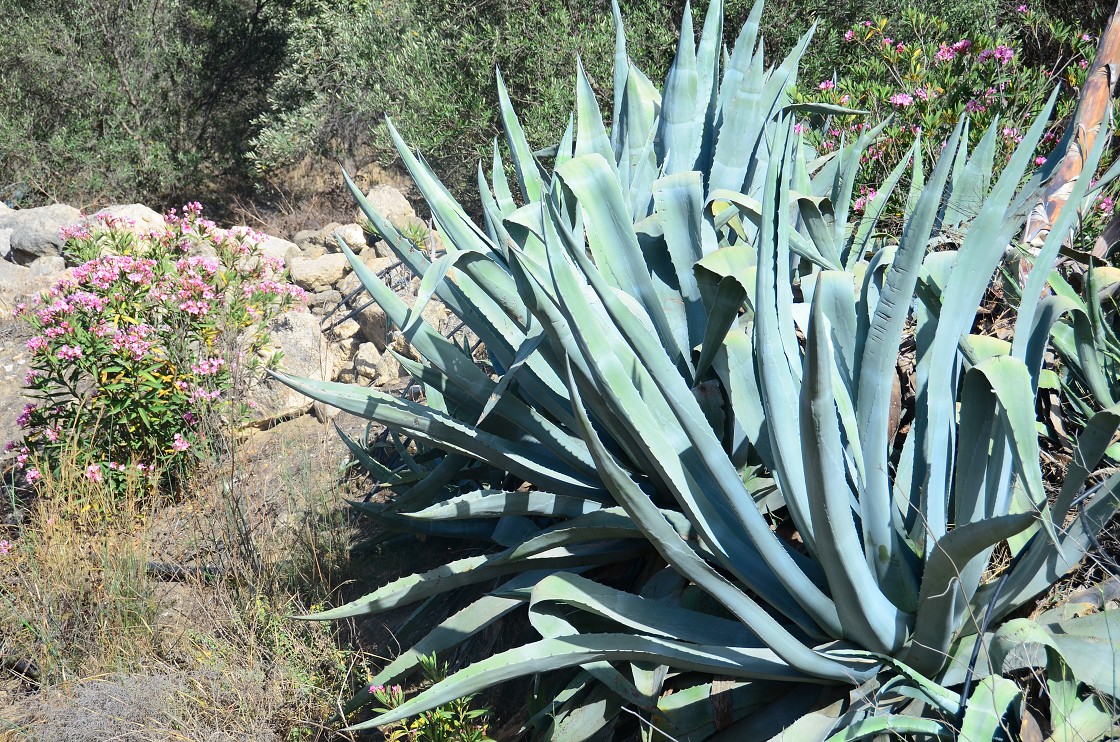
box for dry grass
[0,415,382,741]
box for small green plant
[12,204,307,495]
[369,653,492,742]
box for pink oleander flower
[818,79,835,90]
[914,88,929,101]
[1080,59,1089,69]
[172,433,191,452]
[952,39,972,54]
[0,540,12,555]
[57,345,83,362]
[965,99,987,113]
[25,468,41,484]
[895,42,905,53]
[889,92,914,107]
[936,43,956,62]
[1017,4,1028,11]
[844,29,854,41]
[1034,156,1047,166]
[793,122,806,134]
[1082,34,1092,42]
[17,403,35,428]
[993,45,1014,64]
[1098,196,1114,217]
[978,49,995,63]
[85,464,103,483]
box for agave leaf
[973,470,1120,622]
[784,102,868,117]
[693,0,724,176]
[350,592,526,711]
[408,489,605,520]
[1049,695,1118,742]
[958,676,1021,742]
[654,678,788,740]
[610,0,628,160]
[1013,99,1111,360]
[856,119,963,595]
[943,119,999,227]
[714,328,773,469]
[653,171,716,354]
[546,194,839,636]
[794,194,843,269]
[823,716,952,741]
[490,142,517,215]
[335,424,401,484]
[273,373,604,498]
[657,1,700,175]
[694,276,746,380]
[802,296,907,654]
[1052,404,1120,518]
[904,511,1036,676]
[988,611,1120,699]
[305,541,641,622]
[496,68,544,202]
[556,154,694,377]
[507,509,655,559]
[528,572,764,647]
[353,501,498,540]
[575,60,618,173]
[913,93,1057,554]
[564,360,867,681]
[546,683,623,741]
[710,39,765,194]
[755,118,816,555]
[845,136,920,268]
[348,632,823,731]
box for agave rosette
[276,0,1120,737]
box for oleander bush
[12,204,307,495]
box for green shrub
[248,0,678,208]
[13,205,307,495]
[0,0,291,210]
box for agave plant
[277,0,1120,737]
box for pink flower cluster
[934,39,973,63]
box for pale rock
[326,317,361,341]
[338,254,396,297]
[315,222,344,251]
[293,228,319,246]
[330,334,362,380]
[310,289,342,316]
[256,234,302,264]
[299,242,326,260]
[373,348,404,387]
[0,261,33,307]
[100,204,166,235]
[353,342,382,380]
[245,310,336,426]
[29,255,65,278]
[0,228,11,261]
[332,223,368,253]
[355,185,421,232]
[289,253,350,293]
[1,204,82,264]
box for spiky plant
[277,0,1120,737]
